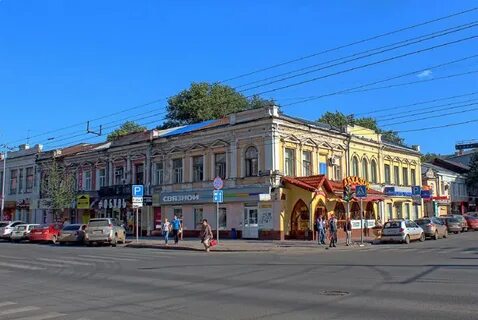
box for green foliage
[466,153,478,189]
[107,121,147,141]
[317,111,404,145]
[158,82,274,129]
[41,159,76,220]
[420,153,443,163]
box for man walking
[317,216,326,245]
[200,219,214,252]
[329,215,337,248]
[344,217,352,246]
[171,214,181,244]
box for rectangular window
[384,165,391,184]
[394,166,400,185]
[302,151,312,176]
[135,164,144,185]
[215,153,227,179]
[319,162,327,175]
[192,156,204,182]
[405,203,411,219]
[387,203,393,220]
[194,208,203,229]
[84,171,91,191]
[98,168,106,188]
[114,166,124,185]
[411,168,416,186]
[219,208,227,229]
[9,169,17,194]
[284,148,295,176]
[172,159,183,184]
[26,167,34,193]
[413,204,419,220]
[155,162,164,185]
[18,169,24,193]
[0,171,3,194]
[402,167,408,186]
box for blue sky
[0,0,477,154]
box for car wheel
[111,237,117,247]
[51,236,58,245]
[434,231,439,240]
[463,228,468,232]
[443,230,448,238]
[419,233,425,242]
[404,235,411,244]
[455,231,459,234]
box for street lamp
[0,151,6,220]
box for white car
[11,224,40,242]
[0,221,25,240]
[381,219,425,244]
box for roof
[432,157,470,174]
[422,162,463,177]
[282,175,335,193]
[160,119,225,138]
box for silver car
[85,218,126,247]
[381,219,425,244]
[0,221,26,240]
[58,224,87,245]
[11,224,40,242]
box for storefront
[383,186,421,220]
[2,201,16,221]
[158,186,271,239]
[15,199,31,223]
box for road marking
[36,258,92,266]
[0,306,40,315]
[0,301,16,307]
[78,254,137,261]
[14,312,66,320]
[0,262,44,271]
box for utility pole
[1,151,6,220]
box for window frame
[172,158,183,184]
[214,153,227,179]
[402,167,409,186]
[352,157,359,177]
[361,158,368,181]
[9,169,18,195]
[384,164,391,184]
[394,165,400,185]
[245,146,259,177]
[192,155,204,182]
[284,148,295,176]
[370,160,377,183]
[302,151,312,176]
[155,162,164,185]
[26,167,34,193]
[193,207,203,229]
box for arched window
[352,156,359,177]
[245,146,258,177]
[371,160,378,183]
[362,158,368,180]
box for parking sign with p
[132,185,144,197]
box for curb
[125,243,272,252]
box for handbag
[210,239,217,247]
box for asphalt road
[0,232,477,320]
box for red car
[29,223,63,244]
[464,215,478,231]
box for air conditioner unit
[328,157,337,165]
[258,170,272,177]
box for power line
[281,54,478,107]
[237,20,478,91]
[219,6,478,83]
[248,35,478,97]
[396,118,478,133]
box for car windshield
[447,218,459,223]
[88,220,110,227]
[36,224,50,229]
[63,225,81,231]
[0,222,9,227]
[416,219,431,225]
[16,226,27,231]
[384,221,402,228]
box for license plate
[93,230,102,235]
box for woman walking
[200,219,214,252]
[162,218,171,245]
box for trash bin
[231,228,237,239]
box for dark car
[415,217,448,239]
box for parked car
[415,217,448,239]
[58,224,87,245]
[453,215,469,232]
[464,215,478,231]
[467,212,478,218]
[85,218,126,246]
[29,223,63,244]
[10,224,40,242]
[0,221,25,240]
[381,219,425,244]
[440,217,462,234]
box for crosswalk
[0,301,87,320]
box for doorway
[243,207,259,239]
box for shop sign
[343,176,370,188]
[16,199,30,209]
[98,198,127,209]
[143,195,153,206]
[383,186,412,197]
[77,195,90,209]
[258,207,273,230]
[351,219,376,230]
[162,194,200,203]
[159,187,270,205]
[432,196,450,204]
[421,190,432,199]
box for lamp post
[1,150,6,220]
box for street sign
[355,185,367,198]
[213,190,224,203]
[132,185,144,197]
[132,197,143,208]
[412,186,421,196]
[213,176,224,190]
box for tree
[466,153,478,190]
[317,111,404,145]
[41,159,76,222]
[420,153,443,163]
[107,121,147,141]
[158,82,274,129]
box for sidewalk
[125,236,377,252]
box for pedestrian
[317,216,326,245]
[200,219,214,252]
[171,214,181,244]
[329,215,337,248]
[162,218,171,245]
[344,217,352,246]
[179,214,184,241]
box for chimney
[18,144,30,151]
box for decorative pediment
[167,146,184,154]
[383,155,393,161]
[186,143,208,152]
[319,141,333,150]
[302,138,318,147]
[281,134,301,143]
[334,143,346,151]
[209,139,230,148]
[130,152,146,161]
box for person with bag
[162,218,171,245]
[200,219,214,252]
[344,218,352,246]
[328,215,337,248]
[171,214,181,244]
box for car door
[411,221,422,239]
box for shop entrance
[243,207,259,239]
[290,199,310,240]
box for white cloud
[417,69,433,78]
